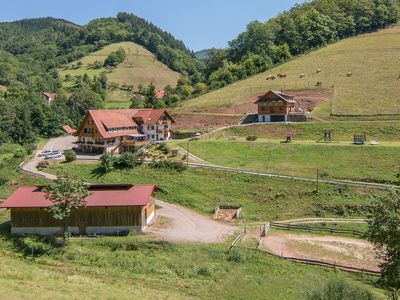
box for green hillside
[177,25,400,117]
[60,42,181,107]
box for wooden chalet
[74,109,176,153]
[0,184,157,236]
[255,90,296,122]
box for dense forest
[0,0,399,146]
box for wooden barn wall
[11,206,144,228]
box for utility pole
[186,140,189,167]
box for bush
[246,135,257,141]
[100,153,115,173]
[158,142,170,155]
[115,152,139,169]
[308,278,375,300]
[197,266,212,277]
[14,237,54,257]
[37,161,50,169]
[64,150,76,162]
[150,160,187,172]
[24,143,36,155]
[13,148,27,158]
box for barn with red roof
[0,184,157,236]
[74,109,175,153]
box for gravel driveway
[148,200,236,243]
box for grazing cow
[300,74,305,78]
[266,75,276,80]
[277,74,287,78]
[315,81,322,87]
[347,72,353,77]
[316,69,322,73]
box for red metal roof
[42,92,57,99]
[0,184,156,208]
[62,125,76,135]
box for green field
[47,162,384,221]
[60,42,180,107]
[0,228,384,300]
[178,140,400,182]
[177,25,400,117]
[204,121,400,142]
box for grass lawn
[178,140,400,182]
[205,121,400,142]
[177,25,400,116]
[0,228,385,299]
[48,162,383,221]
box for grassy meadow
[47,162,384,221]
[204,121,400,142]
[177,25,400,116]
[177,140,400,182]
[59,42,180,107]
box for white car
[45,151,63,159]
[38,150,53,157]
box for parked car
[38,150,53,157]
[45,151,63,159]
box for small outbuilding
[0,184,157,236]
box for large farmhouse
[0,184,157,236]
[75,109,175,153]
[255,90,296,122]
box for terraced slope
[60,42,180,107]
[178,25,400,117]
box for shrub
[13,148,26,158]
[24,143,36,155]
[14,237,54,257]
[197,266,212,277]
[115,152,139,169]
[151,160,187,172]
[246,135,257,141]
[158,142,170,155]
[64,150,76,162]
[37,161,50,169]
[227,250,245,263]
[308,278,375,300]
[100,153,115,173]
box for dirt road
[147,200,236,243]
[263,232,380,271]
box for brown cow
[347,72,353,77]
[299,74,306,78]
[277,74,287,78]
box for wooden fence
[257,250,380,276]
[270,222,365,237]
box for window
[151,126,155,130]
[151,135,155,139]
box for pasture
[47,162,385,221]
[176,25,400,117]
[59,42,180,107]
[177,140,400,182]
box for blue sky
[0,0,305,51]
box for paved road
[23,137,399,190]
[21,136,77,180]
[147,200,236,243]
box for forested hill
[0,14,202,146]
[202,0,400,90]
[0,14,202,90]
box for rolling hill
[177,25,400,117]
[60,42,181,107]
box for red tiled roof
[0,184,156,208]
[62,125,76,135]
[155,90,165,99]
[76,109,175,139]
